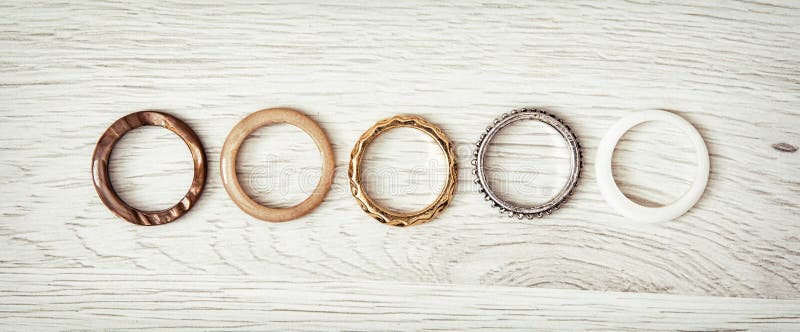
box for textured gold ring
[349,115,457,227]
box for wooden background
[1,0,799,330]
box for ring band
[595,110,710,222]
[472,108,581,219]
[220,108,335,222]
[349,115,457,227]
[91,111,208,226]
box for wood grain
[1,271,799,331]
[1,0,799,329]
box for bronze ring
[91,111,208,226]
[220,108,335,222]
[349,115,458,227]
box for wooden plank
[1,271,798,331]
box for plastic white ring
[595,110,709,222]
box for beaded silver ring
[471,108,582,219]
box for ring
[91,111,208,226]
[472,108,581,219]
[349,115,457,227]
[595,110,710,222]
[220,108,335,222]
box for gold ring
[348,115,457,227]
[220,108,335,222]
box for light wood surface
[1,0,798,330]
[2,272,800,331]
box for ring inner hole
[484,119,572,207]
[361,127,447,214]
[109,126,194,211]
[236,123,322,209]
[612,121,697,207]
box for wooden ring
[349,115,458,227]
[220,108,335,222]
[91,111,208,226]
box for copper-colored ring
[220,108,335,222]
[348,115,458,227]
[91,111,208,226]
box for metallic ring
[91,111,208,226]
[595,110,709,222]
[220,108,335,222]
[472,108,581,219]
[349,115,457,227]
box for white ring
[595,110,710,222]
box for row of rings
[91,108,709,226]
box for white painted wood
[1,271,799,331]
[1,0,799,329]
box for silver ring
[471,108,582,219]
